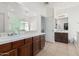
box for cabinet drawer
[0,43,12,53]
[0,49,17,56]
[34,36,40,39]
[33,36,40,42]
[25,38,32,44]
[12,40,25,49]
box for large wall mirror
[0,13,37,33]
[55,16,68,31]
[0,2,37,34]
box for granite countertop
[0,33,45,45]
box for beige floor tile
[36,42,79,56]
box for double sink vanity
[0,33,45,56]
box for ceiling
[20,2,79,10]
[16,2,79,15]
[50,2,79,10]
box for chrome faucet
[8,32,17,36]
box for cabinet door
[33,36,40,55]
[61,33,68,43]
[25,38,32,56]
[18,44,32,56]
[40,35,45,49]
[25,38,32,45]
[55,33,61,42]
[0,49,17,56]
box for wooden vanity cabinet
[40,35,45,49]
[0,34,45,56]
[33,36,41,55]
[55,32,68,43]
[18,38,32,56]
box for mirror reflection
[0,2,37,36]
[55,16,68,31]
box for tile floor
[36,42,79,56]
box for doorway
[41,16,54,42]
